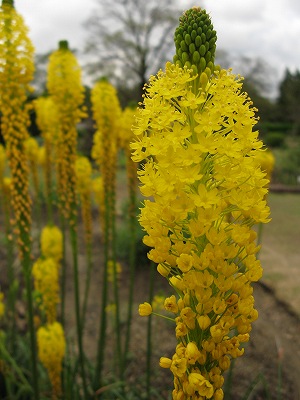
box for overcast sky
[15,0,300,94]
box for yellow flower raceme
[132,8,270,398]
[32,258,60,323]
[91,80,122,195]
[0,0,34,260]
[35,97,61,206]
[37,322,66,397]
[47,41,86,220]
[40,225,63,262]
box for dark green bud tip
[173,7,217,76]
[58,40,69,50]
[2,0,14,7]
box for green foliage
[264,132,286,148]
[116,199,149,267]
[272,142,300,185]
[277,69,300,132]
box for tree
[83,0,193,101]
[277,69,300,134]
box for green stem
[81,236,93,332]
[3,197,17,350]
[123,182,137,368]
[93,190,110,391]
[0,340,33,392]
[110,187,122,379]
[69,216,89,399]
[60,214,67,328]
[23,241,40,400]
[146,262,155,397]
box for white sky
[15,0,300,93]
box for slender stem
[146,262,155,397]
[2,196,17,350]
[81,193,93,332]
[110,187,122,378]
[81,236,93,332]
[45,138,53,224]
[69,217,89,399]
[22,235,39,400]
[123,181,137,368]
[60,214,67,328]
[93,191,110,391]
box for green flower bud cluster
[173,7,217,81]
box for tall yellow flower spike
[132,7,270,400]
[0,0,34,260]
[40,225,63,263]
[37,322,66,398]
[91,79,122,198]
[47,40,86,221]
[32,257,60,324]
[35,96,61,219]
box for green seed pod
[182,52,189,63]
[204,67,211,77]
[180,40,188,51]
[205,51,212,63]
[206,29,212,40]
[193,51,200,64]
[209,36,217,47]
[207,61,214,71]
[174,7,217,74]
[195,36,202,47]
[189,43,196,54]
[200,57,206,71]
[185,34,192,45]
[185,61,192,69]
[200,71,209,88]
[199,44,206,56]
[191,30,197,40]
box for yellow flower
[138,302,152,316]
[107,260,122,283]
[40,225,63,263]
[132,7,271,398]
[32,258,60,323]
[37,322,66,397]
[91,79,122,198]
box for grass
[263,192,300,253]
